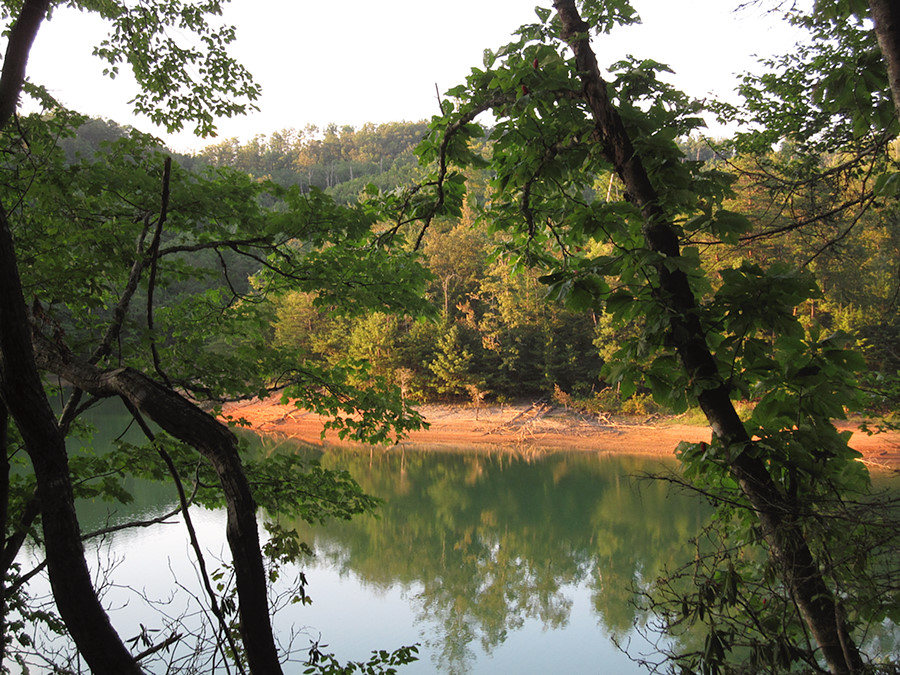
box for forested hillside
[59,115,900,412]
[80,119,884,414]
[196,121,430,203]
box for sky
[25,0,804,153]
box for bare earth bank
[220,399,900,470]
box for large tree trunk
[33,335,284,674]
[0,3,144,672]
[0,0,48,126]
[551,2,865,673]
[0,208,142,673]
[869,0,900,116]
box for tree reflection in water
[257,439,711,674]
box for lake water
[258,440,710,675]
[30,403,714,673]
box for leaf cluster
[304,642,420,675]
[89,0,261,136]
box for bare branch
[122,398,247,675]
[146,156,173,388]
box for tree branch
[122,398,247,675]
[31,331,284,674]
[89,214,156,366]
[146,156,173,387]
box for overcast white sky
[25,0,802,153]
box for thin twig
[147,156,173,388]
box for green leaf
[874,171,900,197]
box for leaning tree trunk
[33,335,284,674]
[551,2,865,673]
[0,2,144,671]
[0,207,142,673]
[869,0,900,117]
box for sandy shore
[220,398,900,469]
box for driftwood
[484,398,551,434]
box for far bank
[220,399,900,469]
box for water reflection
[255,439,711,674]
[58,409,712,674]
[42,408,900,673]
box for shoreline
[220,398,900,469]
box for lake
[32,402,713,673]
[256,439,711,675]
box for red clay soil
[220,398,900,470]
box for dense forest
[66,115,900,415]
[1,1,900,674]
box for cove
[256,437,712,674]
[32,401,712,673]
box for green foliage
[304,642,419,675]
[91,0,261,136]
[247,448,381,524]
[428,324,479,397]
[578,0,640,34]
[265,209,608,403]
[281,361,427,445]
[723,2,897,154]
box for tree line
[154,121,899,416]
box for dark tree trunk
[0,208,142,673]
[0,4,144,672]
[869,0,900,116]
[551,2,865,673]
[0,0,48,126]
[33,337,284,675]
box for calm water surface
[270,440,710,675]
[44,403,714,674]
